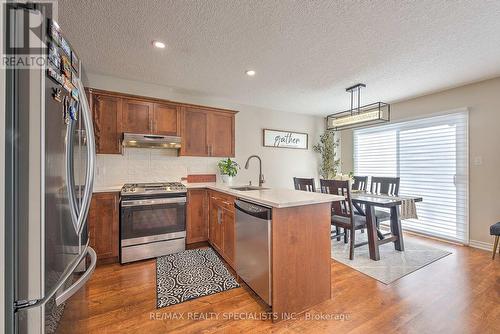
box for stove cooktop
[121,182,187,196]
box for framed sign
[262,129,308,149]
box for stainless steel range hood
[122,133,182,149]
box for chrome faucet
[244,155,265,187]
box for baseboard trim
[469,240,494,252]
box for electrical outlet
[473,156,482,166]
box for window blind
[353,111,469,243]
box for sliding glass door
[354,111,469,243]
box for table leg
[390,206,404,251]
[365,204,380,261]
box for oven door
[120,197,186,245]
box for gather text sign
[262,129,308,149]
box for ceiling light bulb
[153,41,166,49]
[245,70,256,76]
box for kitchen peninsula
[186,183,344,321]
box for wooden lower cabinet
[207,190,236,268]
[88,192,120,264]
[209,199,224,254]
[186,189,208,244]
[222,209,235,266]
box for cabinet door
[153,103,180,136]
[186,189,208,244]
[208,112,235,157]
[122,99,153,134]
[209,198,224,253]
[92,94,122,154]
[88,192,119,262]
[182,107,209,156]
[222,209,235,267]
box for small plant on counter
[217,158,240,183]
[313,129,341,179]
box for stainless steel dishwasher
[235,199,272,305]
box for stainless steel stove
[120,182,187,263]
[121,182,187,197]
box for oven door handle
[121,197,187,207]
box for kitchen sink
[230,186,269,191]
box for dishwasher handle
[234,199,272,220]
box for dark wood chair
[352,176,368,191]
[293,177,316,192]
[370,176,400,196]
[491,222,500,260]
[320,179,367,260]
[370,177,400,239]
[351,176,368,228]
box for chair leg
[493,236,499,260]
[376,218,385,240]
[336,226,341,241]
[344,228,349,243]
[349,228,355,260]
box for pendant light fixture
[326,83,390,130]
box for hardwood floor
[58,235,500,334]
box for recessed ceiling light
[153,41,166,49]
[245,70,256,76]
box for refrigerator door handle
[66,120,80,233]
[76,78,96,236]
[55,247,97,306]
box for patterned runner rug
[156,248,240,308]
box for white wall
[84,73,325,189]
[340,77,500,247]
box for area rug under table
[156,248,240,308]
[331,230,451,284]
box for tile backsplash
[95,148,219,187]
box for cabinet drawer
[209,190,235,212]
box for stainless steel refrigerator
[5,2,97,333]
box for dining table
[349,192,423,261]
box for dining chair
[490,222,500,260]
[352,176,368,191]
[293,177,316,192]
[351,176,368,228]
[320,179,367,260]
[370,176,400,196]
[370,177,400,239]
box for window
[353,111,469,243]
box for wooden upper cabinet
[209,112,235,157]
[182,107,209,156]
[86,88,237,156]
[122,99,153,134]
[153,103,180,136]
[181,107,236,157]
[91,92,122,154]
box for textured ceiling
[58,0,500,115]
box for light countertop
[186,182,344,208]
[93,182,344,208]
[93,185,123,193]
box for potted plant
[313,129,341,179]
[217,158,239,184]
